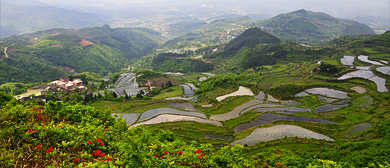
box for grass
[324,60,340,65]
[202,96,254,116]
[298,95,323,109]
[257,76,300,89]
[152,85,183,99]
[89,100,171,113]
[144,122,231,147]
[224,112,260,129]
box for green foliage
[268,83,306,99]
[256,9,375,44]
[196,74,242,94]
[152,53,213,73]
[318,62,340,74]
[225,27,281,51]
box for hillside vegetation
[255,9,376,44]
[0,26,163,85]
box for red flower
[96,138,101,142]
[75,158,80,162]
[150,153,153,156]
[150,140,152,142]
[179,151,183,154]
[100,153,106,157]
[196,163,200,167]
[164,151,168,155]
[26,130,32,133]
[155,155,158,158]
[27,122,30,124]
[101,142,104,146]
[59,125,62,127]
[35,144,41,149]
[88,141,91,144]
[94,150,102,156]
[34,129,37,132]
[197,155,202,159]
[196,149,202,154]
[46,147,53,153]
[98,159,101,161]
[201,153,204,156]
[160,156,164,159]
[108,158,112,161]
[59,119,61,121]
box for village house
[50,78,88,91]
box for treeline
[151,53,213,73]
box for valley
[0,6,390,167]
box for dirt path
[4,44,13,59]
[4,47,9,58]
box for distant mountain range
[0,2,106,38]
[256,9,376,44]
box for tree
[166,81,173,87]
[140,89,145,95]
[69,76,74,81]
[161,83,164,88]
[125,94,130,100]
[45,92,56,102]
[112,92,118,98]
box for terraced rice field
[358,55,384,65]
[340,56,355,65]
[138,108,206,122]
[132,114,223,127]
[339,70,388,92]
[210,100,263,121]
[216,86,254,102]
[111,113,140,125]
[234,113,337,133]
[231,125,333,146]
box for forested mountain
[224,27,281,51]
[255,9,376,44]
[0,26,163,85]
[0,2,105,38]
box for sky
[5,0,390,19]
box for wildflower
[59,125,62,127]
[160,156,164,159]
[201,153,204,156]
[98,159,101,161]
[155,155,158,158]
[59,119,61,121]
[27,122,30,124]
[46,147,53,153]
[150,140,152,142]
[179,151,183,155]
[35,144,41,149]
[96,138,101,142]
[196,163,200,167]
[94,150,102,156]
[26,130,32,133]
[150,153,153,156]
[101,142,104,146]
[75,158,80,162]
[196,149,202,154]
[164,151,168,155]
[108,158,112,161]
[197,156,202,159]
[88,141,91,144]
[101,153,106,157]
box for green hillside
[224,27,281,51]
[255,9,376,44]
[0,26,163,85]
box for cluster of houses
[17,77,88,102]
[50,77,87,91]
